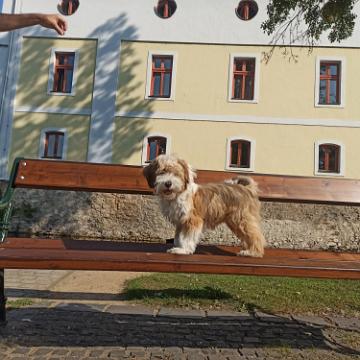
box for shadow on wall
[8,14,161,241]
[10,12,152,164]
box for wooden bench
[1,158,360,324]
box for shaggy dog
[143,155,265,257]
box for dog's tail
[225,176,259,196]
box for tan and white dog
[143,155,265,257]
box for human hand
[38,14,67,35]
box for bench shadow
[0,305,359,357]
[5,286,232,302]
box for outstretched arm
[0,13,67,35]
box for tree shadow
[0,305,359,356]
[6,13,155,239]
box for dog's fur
[143,155,265,257]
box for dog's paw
[167,247,192,255]
[237,249,263,258]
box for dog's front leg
[167,219,203,255]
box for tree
[261,0,358,49]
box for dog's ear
[178,159,196,186]
[143,160,158,188]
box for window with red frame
[319,61,341,105]
[230,140,251,168]
[150,56,173,98]
[232,58,255,100]
[43,131,65,159]
[147,137,167,162]
[52,52,75,93]
[318,144,340,173]
[236,0,258,21]
[59,0,80,16]
[156,0,177,19]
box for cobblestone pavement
[0,303,359,360]
[2,270,360,359]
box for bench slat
[1,238,359,280]
[14,159,360,205]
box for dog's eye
[157,171,165,175]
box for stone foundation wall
[1,183,359,252]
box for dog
[143,155,265,257]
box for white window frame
[145,51,177,101]
[228,53,260,104]
[315,56,346,108]
[225,136,256,172]
[314,140,345,177]
[39,128,68,160]
[141,133,171,165]
[47,48,80,96]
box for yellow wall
[9,113,90,168]
[117,41,359,121]
[113,117,360,178]
[16,37,97,110]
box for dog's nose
[165,181,172,188]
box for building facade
[1,0,360,180]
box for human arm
[0,13,67,35]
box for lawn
[124,273,360,317]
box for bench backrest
[9,158,360,206]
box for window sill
[225,166,254,172]
[314,103,344,109]
[228,98,258,104]
[314,171,344,177]
[145,95,175,101]
[48,91,76,97]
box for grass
[6,298,34,310]
[124,273,360,317]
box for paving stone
[255,311,290,323]
[107,305,156,316]
[54,303,106,312]
[291,314,331,327]
[206,311,252,321]
[330,316,360,331]
[158,307,206,318]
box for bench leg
[0,269,6,325]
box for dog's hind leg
[226,216,265,258]
[168,217,203,255]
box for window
[226,137,255,171]
[230,140,251,168]
[58,0,80,16]
[146,51,177,100]
[318,144,340,173]
[315,141,344,176]
[315,57,345,107]
[232,58,255,101]
[52,52,75,94]
[142,134,171,164]
[319,61,341,105]
[236,0,258,21]
[147,136,167,162]
[42,131,65,159]
[156,0,177,19]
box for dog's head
[143,155,196,199]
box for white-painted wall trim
[115,110,360,129]
[227,53,260,104]
[15,105,92,116]
[314,140,345,177]
[314,56,346,109]
[47,47,80,96]
[225,136,256,172]
[145,50,177,101]
[141,132,172,165]
[38,127,68,160]
[0,26,23,180]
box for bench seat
[1,238,359,280]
